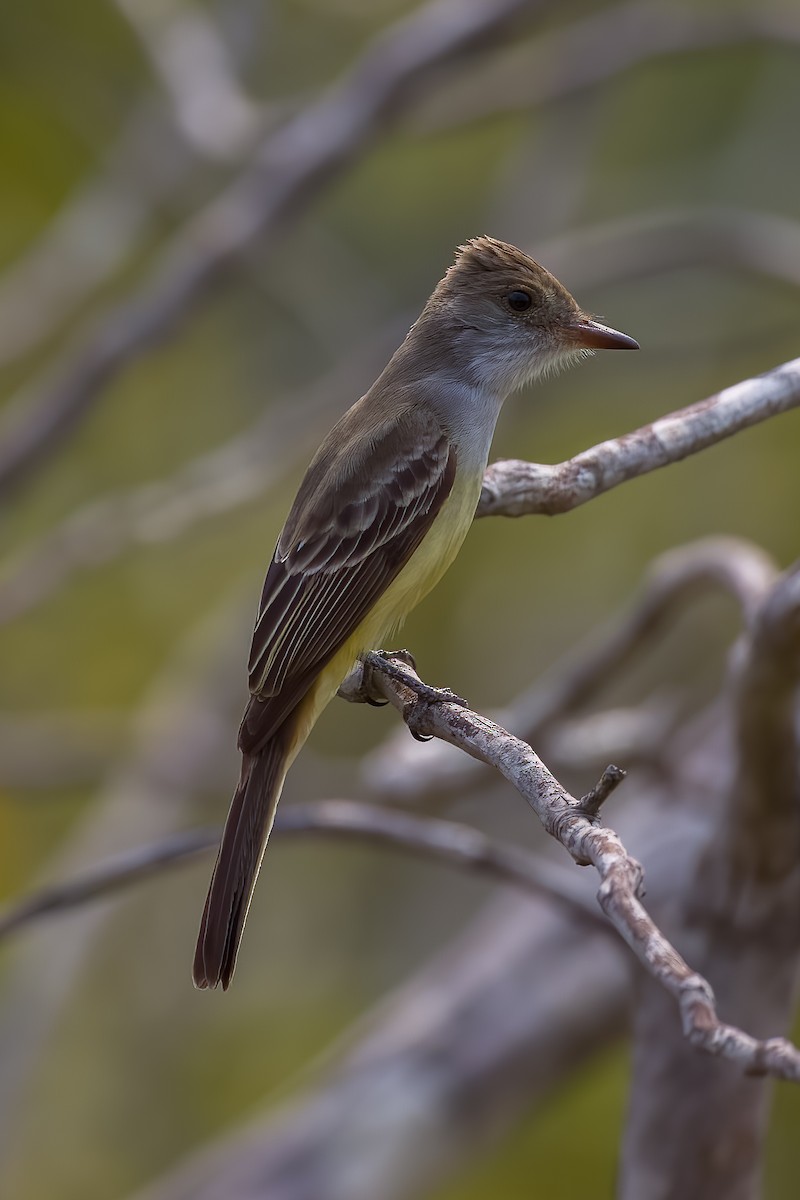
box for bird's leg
[368,650,468,742]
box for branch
[477,356,800,517]
[0,0,539,500]
[0,801,607,942]
[344,652,800,1082]
[123,696,783,1200]
[363,536,778,801]
[619,565,800,1198]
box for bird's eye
[506,289,532,312]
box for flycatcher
[194,235,638,989]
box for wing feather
[239,404,455,756]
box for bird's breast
[297,465,482,739]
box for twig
[0,802,607,941]
[0,0,539,501]
[576,764,627,821]
[478,357,800,517]
[347,652,800,1081]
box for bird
[193,235,638,989]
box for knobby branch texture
[340,652,800,1083]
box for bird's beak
[560,318,639,351]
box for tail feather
[193,732,290,990]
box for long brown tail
[193,731,291,990]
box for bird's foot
[370,650,468,741]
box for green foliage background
[0,1,798,1197]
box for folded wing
[239,404,456,755]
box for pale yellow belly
[288,467,481,757]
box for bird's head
[424,235,638,394]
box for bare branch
[363,537,778,802]
[478,356,800,517]
[0,0,539,500]
[124,694,791,1200]
[0,829,217,939]
[347,651,800,1082]
[0,801,608,942]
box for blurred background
[0,1,799,1197]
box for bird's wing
[238,404,456,755]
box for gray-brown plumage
[193,237,637,990]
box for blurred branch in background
[365,536,778,800]
[125,536,800,1199]
[0,595,249,1162]
[2,530,796,1196]
[0,801,608,941]
[0,103,196,369]
[1,0,800,1196]
[0,2,280,372]
[131,885,635,1200]
[528,207,800,296]
[3,0,798,377]
[0,0,539,501]
[620,560,800,1198]
[7,0,800,504]
[415,0,800,133]
[0,315,408,625]
[344,650,800,1083]
[114,0,264,160]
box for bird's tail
[193,731,291,990]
